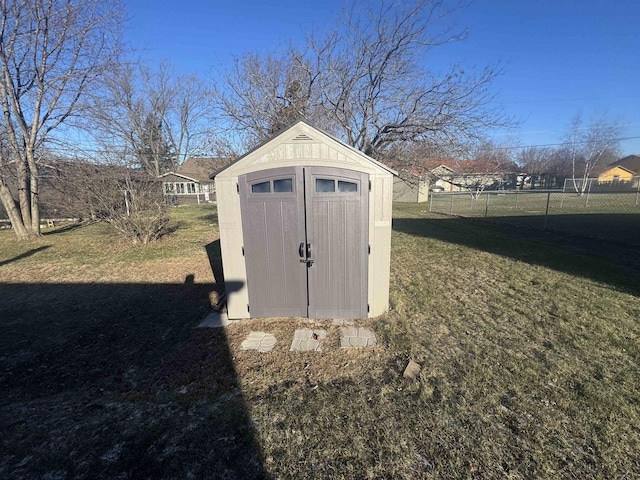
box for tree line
[0,0,626,241]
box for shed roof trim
[213,121,397,178]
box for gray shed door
[239,166,369,319]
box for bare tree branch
[562,113,622,194]
[0,0,122,240]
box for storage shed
[215,121,395,320]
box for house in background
[392,161,517,202]
[393,170,430,203]
[160,157,230,204]
[392,164,460,203]
[591,154,640,188]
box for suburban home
[392,160,518,202]
[591,154,640,186]
[393,170,429,203]
[160,157,230,204]
[0,161,80,222]
[391,164,458,203]
[429,165,460,192]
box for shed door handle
[306,243,312,258]
[299,243,305,258]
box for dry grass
[1,203,639,479]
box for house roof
[591,164,637,177]
[164,157,231,183]
[610,154,640,174]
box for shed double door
[239,166,369,319]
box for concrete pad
[290,329,328,352]
[196,311,238,328]
[240,332,277,353]
[340,327,377,348]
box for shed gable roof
[214,121,396,178]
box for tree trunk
[30,169,41,236]
[0,180,30,240]
[16,161,33,232]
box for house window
[163,183,174,194]
[613,175,620,182]
[186,182,197,194]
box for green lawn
[430,191,640,246]
[1,204,639,479]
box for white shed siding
[215,122,394,319]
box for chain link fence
[429,177,640,246]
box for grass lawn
[430,191,640,246]
[1,204,639,479]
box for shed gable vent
[292,133,313,141]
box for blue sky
[126,0,640,155]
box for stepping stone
[403,359,422,380]
[196,311,238,328]
[290,329,328,352]
[240,332,277,352]
[340,327,377,348]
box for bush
[107,204,170,245]
[50,161,172,244]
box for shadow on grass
[485,212,640,248]
[0,245,50,266]
[205,239,224,287]
[0,277,265,479]
[163,220,184,237]
[42,221,88,236]
[199,212,219,224]
[392,215,640,296]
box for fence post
[450,193,454,215]
[429,192,433,212]
[543,191,551,230]
[636,180,639,206]
[514,190,519,209]
[484,192,489,218]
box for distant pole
[636,179,639,206]
[514,190,519,209]
[450,193,454,215]
[544,191,551,230]
[484,193,490,218]
[429,192,434,212]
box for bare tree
[89,62,216,176]
[213,0,509,158]
[49,158,171,243]
[0,0,122,240]
[311,0,508,159]
[562,113,622,194]
[439,141,516,198]
[518,146,555,176]
[213,49,329,150]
